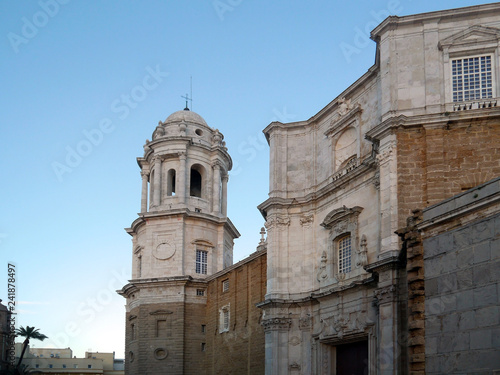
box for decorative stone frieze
[374,285,396,305]
[299,315,312,330]
[320,310,373,340]
[299,214,314,226]
[262,317,292,331]
[264,215,290,232]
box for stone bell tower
[119,108,240,375]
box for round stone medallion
[153,241,176,260]
[154,347,168,360]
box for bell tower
[119,108,239,375]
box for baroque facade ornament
[261,317,292,331]
[374,285,397,305]
[317,251,328,282]
[264,215,290,231]
[356,235,368,268]
[299,315,312,330]
[299,214,314,226]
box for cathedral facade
[119,3,500,374]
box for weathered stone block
[425,256,444,277]
[470,329,492,350]
[473,284,497,308]
[425,336,438,355]
[456,267,473,289]
[453,227,472,248]
[458,310,475,331]
[456,247,473,269]
[425,278,438,297]
[473,241,491,264]
[475,306,499,328]
[438,273,457,294]
[438,332,470,353]
[472,220,494,244]
[442,312,459,333]
[473,263,491,286]
[456,289,474,311]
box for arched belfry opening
[190,165,203,198]
[167,169,176,196]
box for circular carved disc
[153,242,176,260]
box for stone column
[221,174,228,216]
[377,137,399,257]
[262,315,292,375]
[178,152,187,204]
[140,171,149,212]
[212,162,221,214]
[152,156,162,207]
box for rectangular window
[222,279,229,292]
[88,364,92,369]
[452,55,493,102]
[196,250,208,274]
[219,305,230,333]
[201,342,206,352]
[201,324,206,333]
[223,309,229,330]
[196,289,205,296]
[338,235,352,273]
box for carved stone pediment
[321,206,363,229]
[439,25,500,51]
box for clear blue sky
[1,0,495,359]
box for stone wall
[205,250,266,375]
[421,179,500,374]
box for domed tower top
[127,108,239,280]
[137,108,233,216]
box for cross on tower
[181,93,192,110]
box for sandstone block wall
[205,251,266,375]
[397,120,500,229]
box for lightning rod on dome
[181,77,193,111]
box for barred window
[222,279,229,292]
[452,55,493,102]
[196,250,208,274]
[338,235,352,273]
[196,289,205,296]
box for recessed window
[167,169,176,196]
[222,279,229,293]
[196,289,205,296]
[219,306,230,333]
[62,364,67,368]
[201,324,206,333]
[190,167,202,198]
[49,364,53,368]
[196,249,208,275]
[201,342,206,352]
[338,235,352,274]
[195,129,203,136]
[88,364,92,369]
[452,55,492,102]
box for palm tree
[15,326,48,370]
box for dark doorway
[336,340,368,375]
